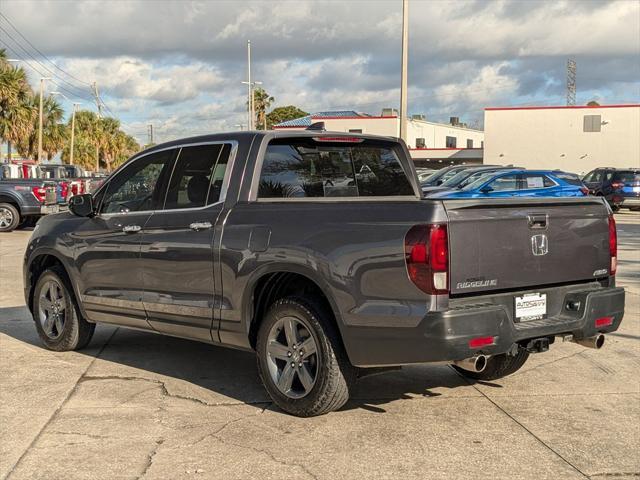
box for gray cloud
[1,0,638,143]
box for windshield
[460,172,501,191]
[613,171,640,183]
[420,167,458,185]
[440,169,494,188]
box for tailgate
[444,197,611,295]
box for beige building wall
[484,105,640,174]
[276,117,485,150]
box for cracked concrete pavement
[1,212,638,480]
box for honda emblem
[531,234,548,256]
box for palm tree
[16,95,65,161]
[0,49,36,161]
[62,110,99,169]
[253,87,274,130]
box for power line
[0,12,92,87]
[0,35,94,103]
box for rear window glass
[258,138,414,198]
[521,174,556,189]
[554,172,584,186]
[612,171,640,183]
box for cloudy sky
[1,0,639,144]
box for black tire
[0,203,20,232]
[33,266,95,351]
[256,296,356,417]
[453,348,529,381]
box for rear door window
[488,175,518,192]
[258,138,414,198]
[612,171,640,184]
[520,174,556,189]
[163,143,232,210]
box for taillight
[71,183,79,196]
[404,224,449,294]
[312,137,364,143]
[580,187,589,196]
[608,214,617,276]
[59,181,69,200]
[31,186,47,203]
[611,182,624,190]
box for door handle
[190,221,212,231]
[527,214,548,229]
[122,225,141,233]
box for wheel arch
[26,251,80,315]
[243,265,347,355]
[0,193,22,213]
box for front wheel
[0,203,20,232]
[453,348,529,381]
[33,267,95,351]
[256,297,355,417]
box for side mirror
[69,194,95,217]
[480,186,494,194]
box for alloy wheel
[266,316,320,399]
[38,280,67,340]
[0,206,14,228]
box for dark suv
[583,168,640,211]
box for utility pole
[51,91,80,165]
[148,124,154,145]
[566,59,576,106]
[399,0,409,142]
[91,82,102,172]
[70,103,80,165]
[37,77,51,163]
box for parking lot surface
[1,212,638,480]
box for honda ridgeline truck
[23,130,625,416]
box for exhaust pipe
[453,355,488,373]
[573,334,605,349]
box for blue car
[428,169,589,199]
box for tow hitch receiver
[524,337,552,353]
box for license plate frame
[515,293,547,321]
[40,205,60,215]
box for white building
[484,104,640,174]
[273,110,485,168]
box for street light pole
[399,0,409,142]
[38,77,52,163]
[51,92,81,165]
[247,40,252,130]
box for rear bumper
[621,196,640,207]
[344,286,625,367]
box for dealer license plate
[40,205,60,214]
[515,293,547,321]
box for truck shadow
[0,305,487,415]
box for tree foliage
[266,105,309,130]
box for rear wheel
[453,348,529,381]
[0,203,20,232]
[33,267,95,351]
[256,296,355,417]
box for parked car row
[582,167,640,211]
[420,165,639,209]
[0,169,65,232]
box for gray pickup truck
[23,130,625,416]
[0,168,60,232]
